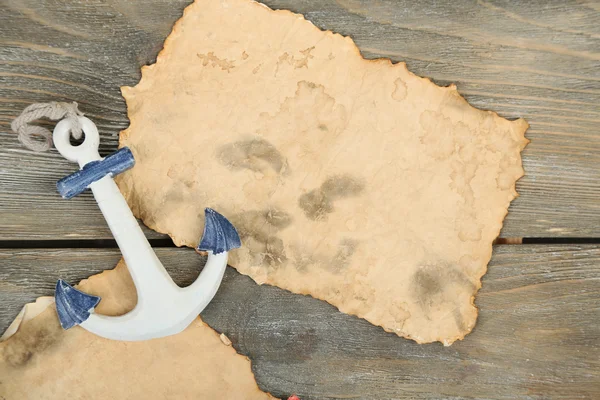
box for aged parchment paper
[0,260,274,400]
[118,0,528,345]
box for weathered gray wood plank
[1,245,599,399]
[0,0,599,239]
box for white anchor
[52,116,240,341]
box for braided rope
[11,102,84,152]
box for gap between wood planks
[0,238,598,249]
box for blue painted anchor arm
[197,208,242,255]
[55,281,101,330]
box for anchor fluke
[197,208,241,254]
[55,280,101,330]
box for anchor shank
[89,175,178,297]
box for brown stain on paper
[231,208,292,267]
[1,318,62,368]
[299,174,365,221]
[218,138,288,175]
[116,0,529,345]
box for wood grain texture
[0,0,599,239]
[1,245,599,399]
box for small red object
[288,396,301,400]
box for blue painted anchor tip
[197,208,241,255]
[55,280,101,330]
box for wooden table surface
[1,1,599,399]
